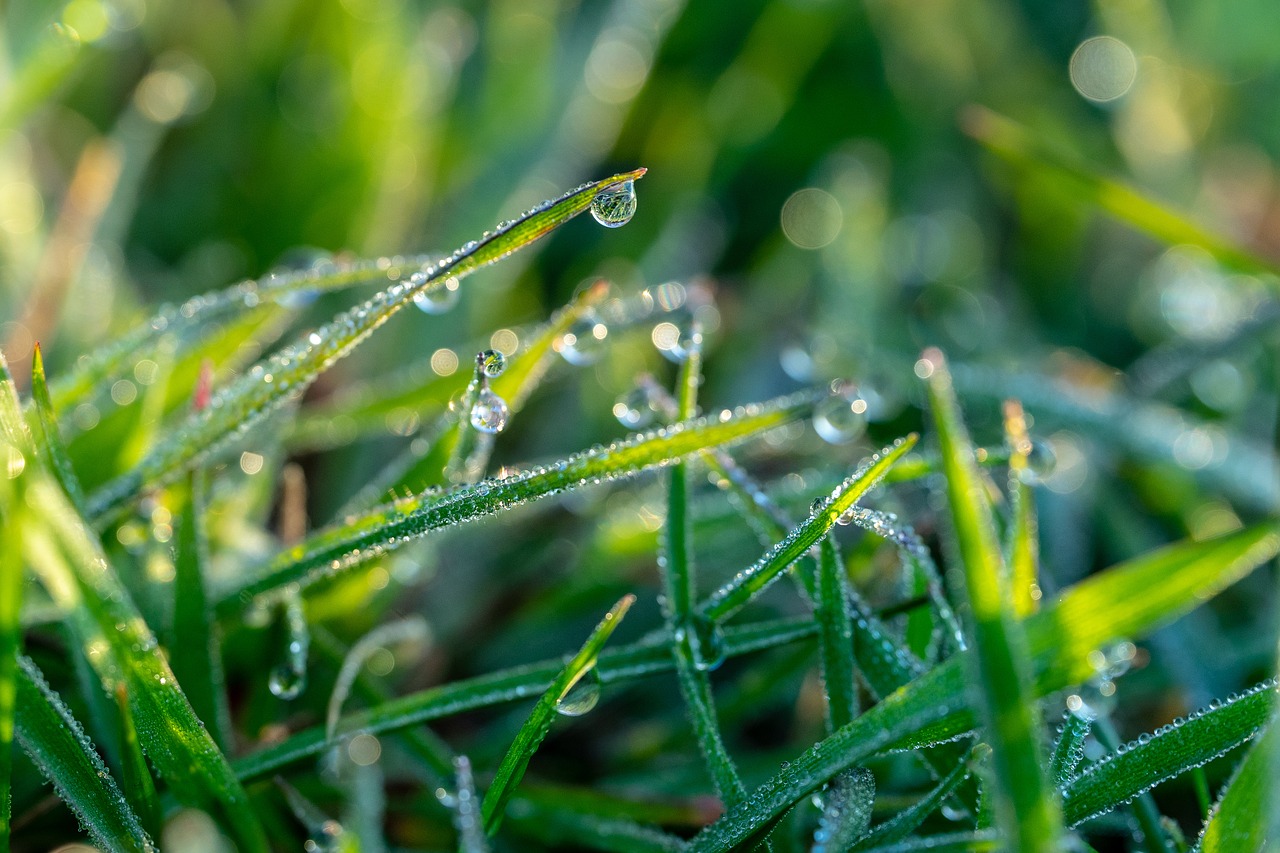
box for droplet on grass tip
[590,179,637,228]
[555,668,602,717]
[813,382,868,444]
[469,388,509,434]
[477,349,506,378]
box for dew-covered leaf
[1194,720,1277,852]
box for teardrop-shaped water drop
[469,388,509,434]
[268,662,306,700]
[556,668,602,717]
[688,614,727,672]
[269,594,310,700]
[590,180,637,228]
[478,349,506,378]
[1025,438,1057,480]
[413,277,460,315]
[813,384,868,445]
[559,314,608,366]
[658,321,703,364]
[613,384,661,429]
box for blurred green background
[6,0,1280,844]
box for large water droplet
[688,615,727,672]
[469,388,509,434]
[559,314,609,366]
[268,663,306,700]
[590,180,637,228]
[269,594,310,700]
[613,384,662,429]
[813,383,868,445]
[556,668,602,716]
[657,320,702,364]
[478,349,506,378]
[412,275,460,315]
[1025,438,1057,480]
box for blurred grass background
[5,0,1280,845]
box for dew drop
[269,594,310,700]
[688,614,727,672]
[268,663,306,701]
[590,179,637,228]
[813,383,869,445]
[613,384,661,429]
[657,320,702,364]
[556,668,602,717]
[559,314,609,366]
[478,349,506,378]
[1026,438,1057,479]
[412,276,460,315]
[469,388,510,434]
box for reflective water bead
[478,349,506,378]
[469,388,510,434]
[559,314,609,366]
[658,321,702,364]
[688,614,727,672]
[590,179,637,228]
[813,383,869,445]
[556,668,602,717]
[613,384,662,429]
[268,663,306,700]
[413,277,460,315]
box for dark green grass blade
[1194,720,1277,852]
[30,343,86,509]
[84,169,647,519]
[815,536,857,730]
[480,594,635,834]
[14,656,156,853]
[215,389,820,614]
[921,348,1061,851]
[232,616,818,782]
[112,683,161,841]
[680,522,1280,852]
[852,751,973,850]
[1062,680,1276,826]
[698,433,918,623]
[852,832,1000,852]
[813,767,874,852]
[1049,711,1091,791]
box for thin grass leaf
[84,169,647,519]
[30,343,86,508]
[1194,720,1277,852]
[216,388,820,614]
[851,831,1000,852]
[0,478,20,852]
[662,337,748,810]
[480,594,636,834]
[14,656,156,853]
[921,347,1062,852]
[1002,399,1039,617]
[1091,716,1174,853]
[698,433,918,623]
[112,683,161,841]
[1062,680,1276,826]
[277,776,357,852]
[1049,711,1091,792]
[326,616,433,742]
[23,476,269,851]
[233,615,818,782]
[813,767,875,853]
[850,751,974,851]
[815,537,857,730]
[681,522,1280,852]
[442,756,489,853]
[961,106,1277,275]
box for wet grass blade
[1049,711,1091,791]
[14,656,156,853]
[851,752,973,850]
[30,344,86,509]
[1194,720,1277,852]
[680,522,1280,852]
[216,389,820,614]
[480,594,635,834]
[0,481,20,852]
[697,433,918,623]
[84,170,647,519]
[1062,681,1276,827]
[813,767,875,852]
[112,683,161,841]
[1002,400,1039,617]
[921,348,1061,852]
[815,536,857,730]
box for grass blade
[920,347,1062,852]
[84,169,647,519]
[851,750,974,850]
[681,522,1280,852]
[815,536,857,730]
[112,683,161,841]
[813,767,875,852]
[1049,711,1091,791]
[216,388,820,613]
[0,479,20,852]
[30,343,86,509]
[1002,399,1040,617]
[1194,720,1277,852]
[14,656,156,853]
[480,594,636,834]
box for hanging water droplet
[412,276,460,315]
[269,594,310,700]
[657,320,702,364]
[478,349,506,378]
[590,179,637,228]
[613,384,661,429]
[688,614,727,672]
[1026,438,1057,480]
[469,388,509,434]
[559,314,609,366]
[813,383,869,445]
[268,663,306,700]
[555,668,602,717]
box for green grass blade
[813,767,875,852]
[1194,720,1277,852]
[663,337,748,808]
[0,480,20,851]
[14,656,156,853]
[216,388,820,613]
[30,343,86,509]
[681,522,1280,852]
[698,433,918,623]
[84,169,647,519]
[921,347,1062,852]
[112,683,161,841]
[232,616,818,782]
[1003,399,1040,617]
[24,477,269,851]
[852,832,1000,852]
[1062,680,1276,826]
[1091,716,1173,853]
[1049,711,1091,791]
[852,750,973,850]
[815,536,857,730]
[480,594,636,834]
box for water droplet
[613,384,661,429]
[590,179,637,228]
[556,668,601,716]
[559,314,609,366]
[813,383,868,445]
[657,320,702,364]
[469,388,509,434]
[412,277,460,315]
[269,594,309,700]
[1027,439,1057,479]
[478,349,506,378]
[268,663,306,700]
[688,615,726,672]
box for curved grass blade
[680,522,1280,852]
[215,388,820,614]
[31,343,86,508]
[813,767,875,853]
[325,616,433,741]
[112,683,161,841]
[851,750,973,850]
[921,348,1061,852]
[698,433,918,623]
[480,594,635,834]
[233,616,818,782]
[84,169,647,519]
[14,656,156,853]
[1194,720,1277,852]
[1062,680,1276,827]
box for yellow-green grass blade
[1195,720,1278,853]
